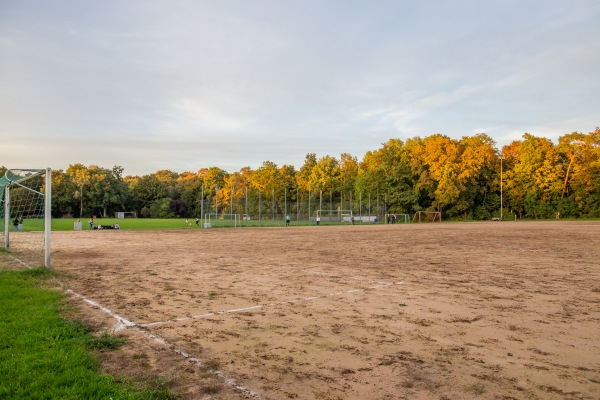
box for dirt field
[49,221,599,399]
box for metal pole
[4,184,10,250]
[308,189,311,222]
[201,184,204,227]
[319,190,322,214]
[259,190,261,221]
[44,168,52,269]
[350,191,352,217]
[272,187,275,222]
[359,192,362,219]
[500,156,504,221]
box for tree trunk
[561,156,575,199]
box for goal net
[0,168,51,269]
[115,211,137,218]
[316,209,353,222]
[385,213,409,224]
[413,211,442,223]
[204,213,240,227]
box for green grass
[0,267,177,399]
[50,217,352,231]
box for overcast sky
[1,1,599,176]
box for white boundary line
[65,288,264,400]
[56,279,404,400]
[140,281,404,328]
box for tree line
[5,129,599,221]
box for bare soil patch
[52,221,600,399]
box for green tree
[86,165,129,217]
[129,174,165,215]
[50,170,77,217]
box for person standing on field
[285,214,291,226]
[316,216,321,225]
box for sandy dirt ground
[39,221,600,399]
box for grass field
[50,217,339,231]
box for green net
[0,169,48,269]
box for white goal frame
[316,209,353,222]
[2,168,52,269]
[385,213,410,224]
[115,211,137,219]
[204,213,240,227]
[413,211,442,223]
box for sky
[1,0,599,176]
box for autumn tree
[456,134,499,219]
[557,128,600,217]
[66,163,91,217]
[310,155,340,210]
[503,133,563,218]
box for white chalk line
[140,281,405,328]
[4,254,32,268]
[65,288,264,400]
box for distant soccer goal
[204,213,240,227]
[115,211,137,219]
[413,211,442,223]
[385,213,409,224]
[1,168,52,269]
[316,209,353,222]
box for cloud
[1,0,599,175]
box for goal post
[413,211,442,223]
[0,168,52,269]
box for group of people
[87,219,120,230]
[185,218,200,226]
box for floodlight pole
[201,184,204,227]
[500,155,505,221]
[308,190,311,221]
